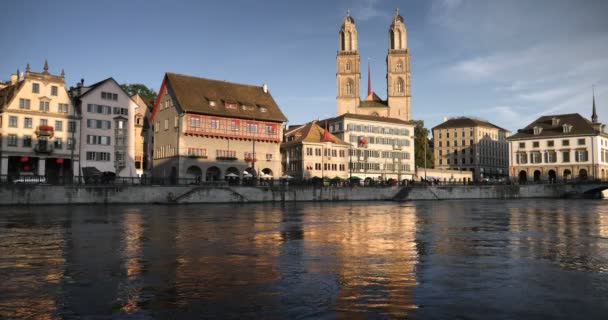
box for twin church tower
[336,9,411,121]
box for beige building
[325,113,415,181]
[432,117,510,181]
[507,105,608,182]
[131,94,153,176]
[336,10,411,121]
[281,121,350,180]
[0,61,80,182]
[70,78,137,177]
[151,73,287,182]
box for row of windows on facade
[86,104,128,115]
[19,99,68,113]
[31,83,59,96]
[4,116,75,131]
[350,162,411,171]
[515,150,589,164]
[343,124,410,136]
[437,139,507,148]
[439,157,507,166]
[85,118,127,130]
[6,134,73,149]
[187,118,277,135]
[85,152,112,161]
[303,147,347,158]
[290,147,410,160]
[302,163,347,172]
[154,146,274,160]
[518,139,586,148]
[438,148,508,157]
[437,129,503,140]
[348,135,410,147]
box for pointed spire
[367,60,372,96]
[61,69,65,78]
[43,59,49,74]
[592,85,598,123]
[346,8,350,16]
[26,63,30,73]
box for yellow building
[432,117,510,181]
[281,121,350,180]
[131,94,153,176]
[0,61,79,182]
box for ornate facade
[336,10,411,121]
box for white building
[507,102,608,182]
[70,78,137,177]
[325,113,415,181]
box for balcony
[34,141,54,154]
[35,125,54,138]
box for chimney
[262,83,268,94]
[10,74,17,85]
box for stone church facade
[336,10,412,121]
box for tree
[120,83,158,103]
[413,120,434,169]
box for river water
[0,200,607,319]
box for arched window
[340,31,345,51]
[347,32,352,51]
[396,30,402,49]
[396,60,403,72]
[389,30,395,49]
[346,62,351,71]
[346,80,353,96]
[396,78,404,94]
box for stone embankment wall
[0,184,604,205]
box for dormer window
[225,101,237,109]
[552,117,560,126]
[533,126,543,135]
[260,106,267,113]
[208,100,216,107]
[562,124,572,133]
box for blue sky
[1,0,607,132]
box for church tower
[386,9,411,121]
[336,10,361,116]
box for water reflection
[0,209,66,319]
[0,200,607,319]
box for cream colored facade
[72,78,137,177]
[509,135,608,182]
[131,94,153,176]
[327,114,415,181]
[433,118,510,181]
[281,122,350,180]
[507,113,608,182]
[336,11,411,121]
[0,62,80,182]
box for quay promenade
[0,182,607,205]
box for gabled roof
[282,121,349,147]
[70,77,131,99]
[508,113,601,140]
[432,117,507,131]
[160,72,287,123]
[0,81,24,111]
[325,112,413,125]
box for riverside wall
[0,183,605,205]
